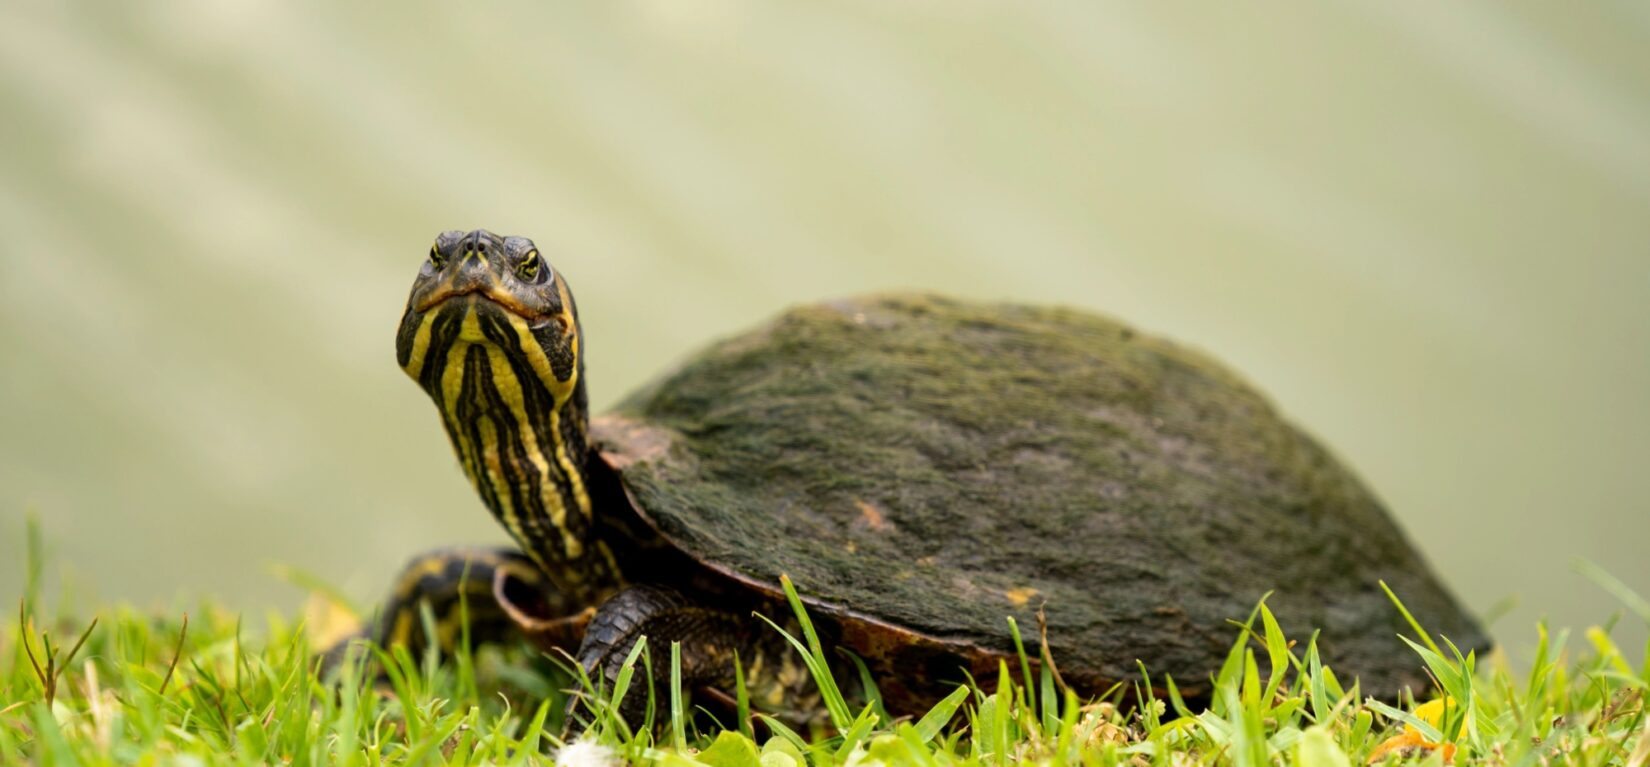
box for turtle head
[401,229,573,339]
[396,230,605,582]
[397,229,582,401]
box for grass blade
[609,636,649,735]
[839,649,888,725]
[755,575,852,730]
[1380,581,1442,657]
[669,641,686,752]
[1574,559,1650,624]
[1007,616,1036,720]
[913,685,970,745]
[834,703,880,762]
[733,649,753,741]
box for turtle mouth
[417,284,547,324]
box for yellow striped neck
[399,297,619,591]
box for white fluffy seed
[555,739,618,767]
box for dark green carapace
[594,293,1486,700]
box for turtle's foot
[564,585,829,736]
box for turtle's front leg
[322,546,580,669]
[568,585,827,732]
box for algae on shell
[595,293,1486,700]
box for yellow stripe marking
[414,288,600,573]
[440,309,476,412]
[390,611,414,647]
[391,554,455,601]
[484,341,582,560]
[477,415,531,554]
[440,309,483,491]
[505,305,578,402]
[499,309,593,522]
[402,310,438,379]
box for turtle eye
[428,244,447,269]
[516,250,543,283]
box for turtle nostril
[464,230,492,258]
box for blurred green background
[2,2,1646,655]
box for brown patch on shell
[1004,587,1040,608]
[853,499,890,531]
[593,414,675,470]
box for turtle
[348,228,1487,725]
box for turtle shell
[592,293,1486,700]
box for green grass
[2,570,1647,766]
